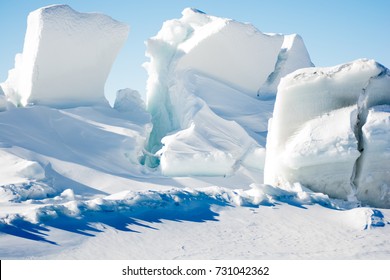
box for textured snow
[144,8,312,176]
[1,4,129,108]
[265,59,390,207]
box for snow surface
[1,5,390,260]
[265,59,390,208]
[0,4,129,108]
[144,8,312,176]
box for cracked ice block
[355,106,390,208]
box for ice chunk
[1,4,129,108]
[144,8,312,175]
[258,34,313,97]
[114,89,145,113]
[113,88,151,123]
[265,59,390,207]
[281,106,360,199]
[355,106,390,208]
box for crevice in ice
[350,67,388,199]
[257,48,288,100]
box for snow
[265,59,390,207]
[0,151,45,187]
[1,184,389,259]
[0,4,129,108]
[0,105,152,196]
[144,8,312,176]
[1,5,390,261]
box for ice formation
[0,86,7,111]
[144,8,312,175]
[1,4,129,108]
[355,105,390,208]
[264,59,390,208]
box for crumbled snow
[0,183,357,227]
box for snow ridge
[0,184,360,224]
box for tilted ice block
[265,59,390,207]
[2,4,129,108]
[144,8,312,175]
[355,106,390,208]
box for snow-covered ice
[144,8,312,176]
[1,4,129,108]
[265,59,390,208]
[1,5,390,260]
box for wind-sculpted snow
[265,59,390,208]
[0,105,151,195]
[1,183,381,227]
[1,4,129,108]
[144,8,312,175]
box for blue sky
[1,0,389,103]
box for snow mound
[265,59,390,208]
[144,8,312,176]
[0,150,45,186]
[0,105,151,195]
[1,4,129,108]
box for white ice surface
[265,59,390,207]
[355,105,390,208]
[1,4,129,108]
[144,8,312,176]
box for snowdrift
[144,8,313,176]
[1,4,129,108]
[264,59,390,208]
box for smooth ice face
[144,8,312,175]
[1,4,129,108]
[355,106,390,208]
[265,59,390,207]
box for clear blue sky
[1,0,389,104]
